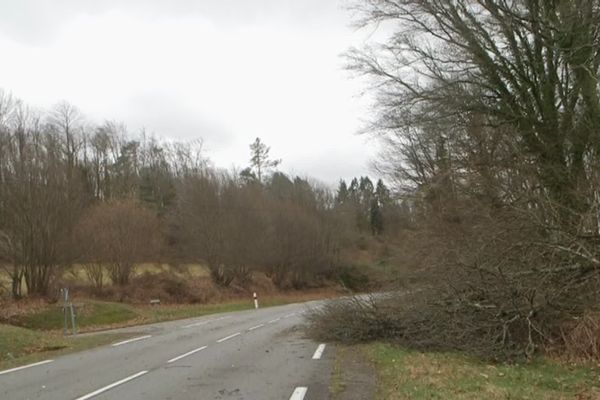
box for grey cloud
[0,0,347,45]
[287,147,373,186]
[117,91,234,147]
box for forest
[0,93,399,302]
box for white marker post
[253,292,259,309]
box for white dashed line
[182,321,211,328]
[248,324,265,331]
[182,316,230,329]
[267,318,281,324]
[0,360,54,376]
[283,313,296,319]
[217,332,241,343]
[312,344,326,359]
[74,370,148,400]
[289,386,308,400]
[111,335,152,347]
[167,346,208,363]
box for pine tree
[336,180,349,204]
[375,179,390,205]
[370,198,383,235]
[249,137,281,183]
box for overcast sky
[0,0,378,185]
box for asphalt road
[0,300,332,400]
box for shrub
[338,265,370,292]
[562,313,600,361]
[308,290,533,362]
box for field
[0,263,210,293]
[332,343,600,400]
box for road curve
[0,300,332,400]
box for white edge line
[74,370,148,400]
[111,335,152,347]
[248,323,265,331]
[267,318,281,324]
[0,359,54,376]
[283,312,296,318]
[312,343,326,360]
[167,346,208,363]
[216,332,241,343]
[289,386,308,400]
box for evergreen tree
[375,179,390,205]
[239,167,258,185]
[348,177,359,202]
[336,180,349,204]
[370,198,383,235]
[249,137,280,183]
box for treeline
[335,176,407,236]
[0,93,204,297]
[0,91,392,299]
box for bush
[308,290,534,362]
[130,272,206,304]
[562,313,600,361]
[338,265,370,292]
[307,295,403,343]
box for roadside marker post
[61,288,77,336]
[253,292,259,309]
[70,301,77,335]
[62,288,68,336]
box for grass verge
[8,290,333,333]
[11,301,141,331]
[0,323,134,370]
[134,290,333,326]
[363,342,600,399]
[330,347,347,397]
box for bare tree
[350,0,600,220]
[77,200,161,286]
[171,172,232,285]
[327,0,600,359]
[0,98,86,296]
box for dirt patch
[331,345,376,400]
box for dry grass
[1,288,339,333]
[364,343,600,400]
[562,312,600,361]
[0,263,211,297]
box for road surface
[0,300,332,400]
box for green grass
[138,292,332,324]
[12,301,141,331]
[0,323,134,369]
[8,291,331,333]
[365,343,600,399]
[9,300,252,331]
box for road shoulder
[330,345,376,400]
